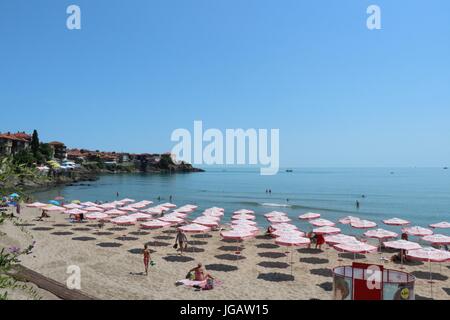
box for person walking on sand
[175,229,188,256]
[116,191,119,198]
[143,244,151,275]
[356,200,360,209]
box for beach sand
[1,207,449,300]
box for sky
[0,0,449,167]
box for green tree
[30,130,40,156]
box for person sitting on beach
[37,209,50,221]
[189,263,214,282]
[401,232,408,241]
[175,229,188,256]
[266,226,275,236]
[306,231,317,248]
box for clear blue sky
[1,0,449,167]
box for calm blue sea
[32,168,450,236]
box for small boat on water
[444,167,448,170]
[285,169,293,173]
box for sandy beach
[1,206,449,300]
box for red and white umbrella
[128,212,152,221]
[160,202,177,208]
[271,223,297,230]
[364,228,398,240]
[232,224,259,233]
[406,247,450,297]
[175,206,195,213]
[334,241,378,254]
[129,202,148,209]
[120,206,139,213]
[429,221,450,229]
[231,219,257,226]
[170,212,188,219]
[144,207,164,215]
[141,220,171,229]
[193,217,219,227]
[65,208,88,215]
[158,215,184,224]
[339,216,361,225]
[313,226,341,235]
[26,202,48,208]
[402,226,433,237]
[220,229,255,240]
[264,211,287,218]
[422,234,450,245]
[63,203,83,209]
[111,216,136,225]
[104,209,127,216]
[83,206,105,212]
[232,214,255,220]
[383,239,422,251]
[178,223,211,233]
[351,219,377,229]
[85,212,109,220]
[120,198,135,203]
[324,234,357,245]
[44,205,66,212]
[272,229,305,237]
[299,212,321,220]
[234,209,254,215]
[383,217,410,226]
[81,201,98,207]
[310,218,335,227]
[267,216,291,224]
[98,203,116,210]
[203,210,224,217]
[275,235,310,247]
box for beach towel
[176,279,223,290]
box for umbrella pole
[429,260,433,299]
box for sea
[32,167,450,236]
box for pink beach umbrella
[63,203,83,209]
[339,216,361,225]
[313,226,341,235]
[130,202,148,209]
[429,221,450,229]
[383,217,410,226]
[406,247,450,298]
[234,209,254,215]
[272,229,305,237]
[81,201,98,207]
[65,208,88,215]
[264,211,287,218]
[178,223,211,233]
[98,203,116,210]
[193,217,219,227]
[221,229,255,240]
[232,214,255,220]
[120,206,139,213]
[402,226,433,237]
[171,212,188,219]
[44,205,66,212]
[128,212,152,221]
[333,241,378,259]
[231,219,257,226]
[111,216,136,225]
[140,220,171,229]
[120,198,135,203]
[160,202,176,208]
[144,207,164,215]
[422,234,450,246]
[267,216,291,224]
[175,206,195,213]
[26,202,48,208]
[299,212,321,220]
[104,209,127,216]
[203,210,224,217]
[85,212,109,220]
[324,234,357,245]
[271,223,298,230]
[310,218,335,227]
[351,219,377,229]
[383,239,422,269]
[275,235,310,275]
[364,228,398,254]
[83,206,105,212]
[232,224,259,233]
[158,215,184,224]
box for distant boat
[285,169,293,172]
[444,167,448,170]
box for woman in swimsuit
[143,244,151,275]
[189,263,214,281]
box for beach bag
[173,243,178,249]
[203,278,214,290]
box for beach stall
[333,262,416,300]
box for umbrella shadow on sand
[257,272,294,282]
[72,236,97,242]
[310,268,333,278]
[128,248,156,255]
[184,246,205,253]
[31,227,54,231]
[410,271,448,281]
[116,236,139,241]
[93,231,114,236]
[218,245,244,252]
[154,235,175,240]
[163,255,195,263]
[257,252,286,259]
[442,288,450,296]
[16,223,36,227]
[51,231,74,236]
[72,227,92,232]
[129,231,150,236]
[317,281,333,292]
[256,243,280,249]
[297,248,323,255]
[97,242,123,248]
[204,263,238,272]
[257,261,290,269]
[214,254,246,261]
[339,253,366,260]
[188,240,208,246]
[145,241,171,247]
[300,257,329,265]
